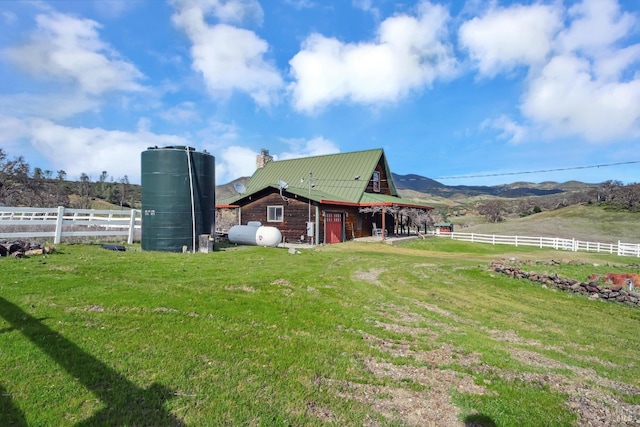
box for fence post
[127,210,137,244]
[54,206,65,244]
[572,238,576,252]
[515,236,518,247]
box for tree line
[476,180,640,223]
[0,149,139,209]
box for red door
[325,212,343,244]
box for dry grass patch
[224,285,256,292]
[353,268,386,286]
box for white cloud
[518,0,640,142]
[171,0,264,25]
[353,0,380,20]
[3,12,144,95]
[0,115,31,150]
[198,120,239,142]
[557,0,635,55]
[594,45,640,81]
[0,92,101,121]
[212,137,340,183]
[289,1,456,113]
[468,0,640,143]
[137,117,152,132]
[521,54,640,141]
[171,0,282,106]
[481,115,528,144]
[3,118,189,182]
[459,3,561,77]
[158,101,202,124]
[216,145,259,183]
[279,136,340,160]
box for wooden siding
[240,191,313,243]
[365,161,393,195]
[238,190,390,243]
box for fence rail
[431,231,640,258]
[0,206,141,244]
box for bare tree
[76,173,92,209]
[614,183,640,211]
[98,170,109,200]
[478,200,504,223]
[402,208,434,234]
[55,170,69,206]
[0,149,31,206]
[0,149,68,207]
[119,175,130,208]
[598,180,623,203]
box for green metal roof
[226,149,389,202]
[223,148,430,209]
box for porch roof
[359,193,433,209]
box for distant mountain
[391,173,597,198]
[216,174,598,202]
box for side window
[267,205,283,222]
[373,171,380,192]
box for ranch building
[217,148,433,245]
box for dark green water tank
[141,146,215,252]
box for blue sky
[1,0,639,186]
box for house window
[373,171,380,192]
[267,205,284,222]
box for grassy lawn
[1,239,639,426]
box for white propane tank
[228,222,282,247]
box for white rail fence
[431,231,640,258]
[0,206,141,244]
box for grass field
[1,239,639,426]
[459,204,640,243]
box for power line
[431,160,640,181]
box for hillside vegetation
[459,204,640,243]
[2,240,639,426]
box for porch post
[381,206,386,241]
[394,209,399,236]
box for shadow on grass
[464,413,497,426]
[0,383,27,427]
[0,297,184,426]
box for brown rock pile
[0,240,53,258]
[490,261,640,308]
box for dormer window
[373,171,380,192]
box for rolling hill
[391,173,598,198]
[216,174,599,202]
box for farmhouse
[217,148,432,245]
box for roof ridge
[268,148,382,164]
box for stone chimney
[256,148,273,169]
